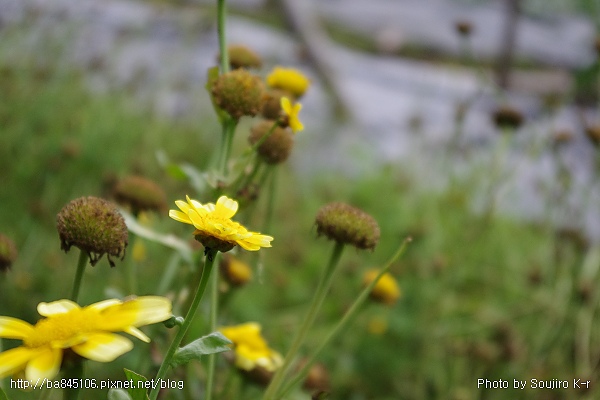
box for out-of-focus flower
[266,66,310,98]
[315,203,380,250]
[0,296,172,380]
[363,269,401,305]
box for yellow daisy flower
[266,66,310,98]
[169,195,273,253]
[220,322,283,372]
[0,296,172,381]
[280,97,304,134]
[363,269,401,305]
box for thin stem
[278,238,412,398]
[263,241,345,400]
[70,249,88,302]
[263,166,278,234]
[62,358,84,400]
[128,233,139,295]
[217,119,237,178]
[217,0,230,74]
[205,254,220,400]
[149,249,219,400]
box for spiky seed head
[212,69,265,119]
[315,203,380,250]
[56,196,128,267]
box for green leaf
[171,331,232,368]
[0,386,9,400]
[108,388,132,400]
[123,369,150,400]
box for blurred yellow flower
[169,196,273,252]
[266,66,310,97]
[0,297,172,380]
[220,322,283,372]
[363,269,401,305]
[280,97,304,133]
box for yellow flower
[266,66,310,98]
[169,195,273,252]
[220,322,283,372]
[0,296,172,380]
[280,97,304,133]
[363,269,401,305]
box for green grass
[0,45,598,400]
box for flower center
[24,309,100,348]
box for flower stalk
[263,241,345,400]
[278,238,412,398]
[70,249,88,302]
[149,248,218,400]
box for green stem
[149,249,219,400]
[278,238,412,398]
[205,254,220,400]
[62,358,84,400]
[263,241,345,400]
[263,166,278,234]
[217,0,230,74]
[70,250,88,302]
[128,233,139,295]
[217,119,237,179]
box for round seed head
[212,69,265,119]
[56,196,128,267]
[315,203,380,250]
[225,44,263,69]
[113,175,167,216]
[249,120,294,164]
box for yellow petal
[0,346,39,379]
[72,333,133,362]
[25,347,62,381]
[0,317,34,339]
[175,199,192,214]
[37,300,80,317]
[280,97,292,114]
[169,210,192,224]
[99,296,172,331]
[214,196,238,219]
[124,326,150,343]
[88,298,122,312]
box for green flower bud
[212,69,264,119]
[0,234,17,272]
[315,203,380,250]
[249,120,294,164]
[57,196,128,267]
[113,175,167,216]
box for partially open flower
[113,175,167,217]
[56,197,128,267]
[315,203,380,250]
[220,255,253,287]
[169,195,273,253]
[212,69,264,119]
[0,296,172,380]
[0,234,17,272]
[249,120,294,164]
[280,97,304,133]
[363,269,401,305]
[220,322,283,385]
[266,66,310,98]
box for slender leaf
[0,387,8,400]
